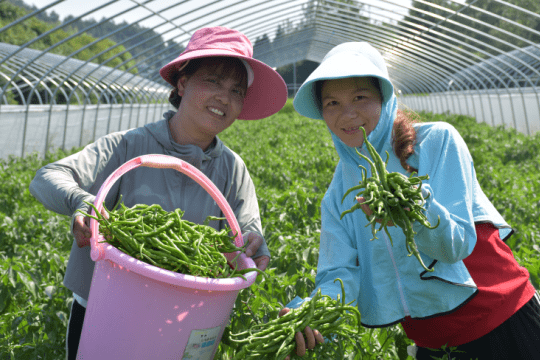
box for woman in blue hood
[279,42,540,360]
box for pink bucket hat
[160,26,287,120]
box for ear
[176,74,188,97]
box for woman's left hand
[252,255,270,271]
[244,232,270,271]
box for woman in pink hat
[29,26,287,360]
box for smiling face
[320,77,383,148]
[172,58,247,149]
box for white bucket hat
[293,42,394,120]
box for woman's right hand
[73,215,92,248]
[279,308,325,359]
[357,196,395,226]
[73,208,108,248]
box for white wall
[0,103,172,160]
[398,87,540,135]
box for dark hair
[168,56,248,109]
[315,77,419,173]
[392,109,419,173]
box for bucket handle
[89,154,244,263]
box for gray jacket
[29,111,269,300]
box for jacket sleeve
[29,133,126,228]
[410,122,478,264]
[228,158,270,260]
[286,190,361,309]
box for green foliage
[0,2,137,74]
[0,149,78,359]
[0,2,140,106]
[4,0,184,79]
[60,17,183,79]
[0,102,538,359]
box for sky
[23,0,445,45]
[26,0,413,22]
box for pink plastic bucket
[76,154,258,360]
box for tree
[398,0,540,60]
[6,0,60,24]
[461,0,540,52]
[253,33,271,58]
[316,0,365,26]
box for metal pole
[293,61,297,97]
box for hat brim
[159,49,287,120]
[293,52,394,120]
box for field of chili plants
[1,100,539,359]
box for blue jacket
[286,94,512,327]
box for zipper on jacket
[359,147,411,317]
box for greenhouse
[1,1,540,360]
[0,0,539,159]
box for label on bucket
[181,324,222,360]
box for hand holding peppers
[73,207,109,248]
[244,231,270,271]
[229,279,361,360]
[340,126,440,272]
[280,307,324,359]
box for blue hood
[287,93,512,327]
[287,41,512,328]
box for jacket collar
[144,110,224,169]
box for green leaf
[302,247,311,262]
[56,311,67,324]
[43,285,56,300]
[286,263,297,277]
[7,266,16,287]
[0,284,11,314]
[11,316,23,331]
[18,271,37,299]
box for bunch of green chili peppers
[340,127,440,272]
[228,278,361,360]
[79,199,264,280]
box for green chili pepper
[338,126,440,272]
[78,201,259,279]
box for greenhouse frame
[0,0,539,159]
